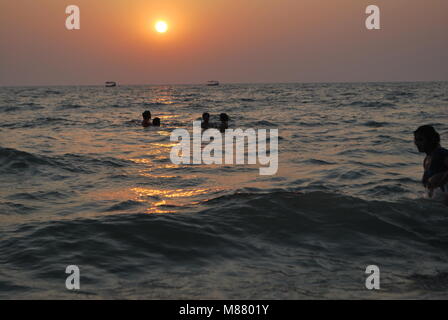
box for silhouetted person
[142,110,151,127]
[201,112,210,129]
[414,125,448,200]
[219,113,229,133]
[152,117,161,126]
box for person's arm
[427,157,448,189]
[422,156,429,187]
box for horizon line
[1,79,447,88]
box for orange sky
[0,0,447,85]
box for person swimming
[219,113,229,133]
[414,125,448,201]
[142,110,152,127]
[152,117,161,126]
[201,112,210,129]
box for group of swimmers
[140,110,447,203]
[141,110,230,133]
[201,112,229,132]
[141,110,161,127]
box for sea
[1,81,448,299]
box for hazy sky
[0,0,447,86]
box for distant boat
[206,80,220,86]
[105,81,117,87]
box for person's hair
[142,110,151,119]
[202,112,210,120]
[414,125,440,147]
[219,113,229,122]
[152,117,161,126]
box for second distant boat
[105,81,117,87]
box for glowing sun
[155,21,168,33]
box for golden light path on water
[88,186,218,214]
[132,187,212,214]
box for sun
[155,21,168,33]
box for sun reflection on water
[131,187,216,214]
[131,187,210,199]
[89,186,219,215]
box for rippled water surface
[1,82,448,299]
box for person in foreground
[142,110,152,127]
[414,125,448,204]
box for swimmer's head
[202,112,210,122]
[219,113,229,122]
[152,117,161,126]
[414,125,440,153]
[142,110,151,120]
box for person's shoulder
[438,147,448,156]
[433,148,448,165]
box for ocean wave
[363,120,388,127]
[0,201,38,215]
[187,103,207,109]
[0,104,45,113]
[408,272,448,291]
[8,117,80,129]
[143,102,175,107]
[0,106,21,113]
[43,90,61,95]
[36,117,72,123]
[301,159,337,165]
[247,120,278,127]
[6,191,71,202]
[103,200,145,212]
[3,191,448,254]
[347,101,396,108]
[384,90,414,99]
[0,147,134,175]
[0,118,76,129]
[57,104,86,110]
[0,147,54,170]
[1,189,448,299]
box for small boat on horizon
[206,80,220,86]
[105,81,117,87]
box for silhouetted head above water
[201,112,210,129]
[219,113,229,122]
[414,125,441,154]
[219,113,229,133]
[142,110,151,120]
[142,110,152,127]
[152,117,161,126]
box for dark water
[1,82,448,299]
